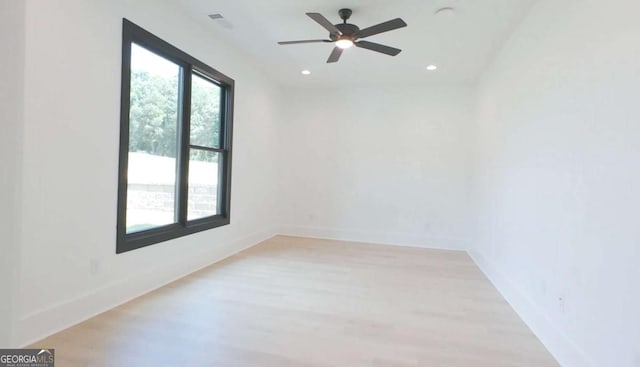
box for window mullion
[217,150,227,216]
[188,144,224,153]
[177,66,192,226]
[220,87,233,217]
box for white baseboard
[19,228,277,347]
[468,250,594,367]
[280,225,466,251]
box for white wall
[471,0,640,366]
[279,86,473,250]
[17,0,281,346]
[0,0,25,347]
[11,1,640,364]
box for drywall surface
[0,0,25,348]
[18,0,281,345]
[279,86,473,250]
[471,0,640,366]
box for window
[117,19,234,253]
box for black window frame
[116,19,234,254]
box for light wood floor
[31,236,559,366]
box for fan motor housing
[331,23,360,40]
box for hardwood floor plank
[30,236,559,366]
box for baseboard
[468,250,594,367]
[280,225,466,251]
[19,228,278,347]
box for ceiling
[178,0,536,87]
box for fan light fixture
[335,39,354,49]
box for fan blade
[355,41,402,56]
[306,13,342,36]
[355,18,407,39]
[326,47,343,63]
[278,39,331,45]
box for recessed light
[426,65,438,71]
[301,70,311,75]
[435,7,456,17]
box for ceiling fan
[278,8,407,63]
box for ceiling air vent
[208,13,234,29]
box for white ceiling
[178,0,536,87]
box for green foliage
[128,70,220,162]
